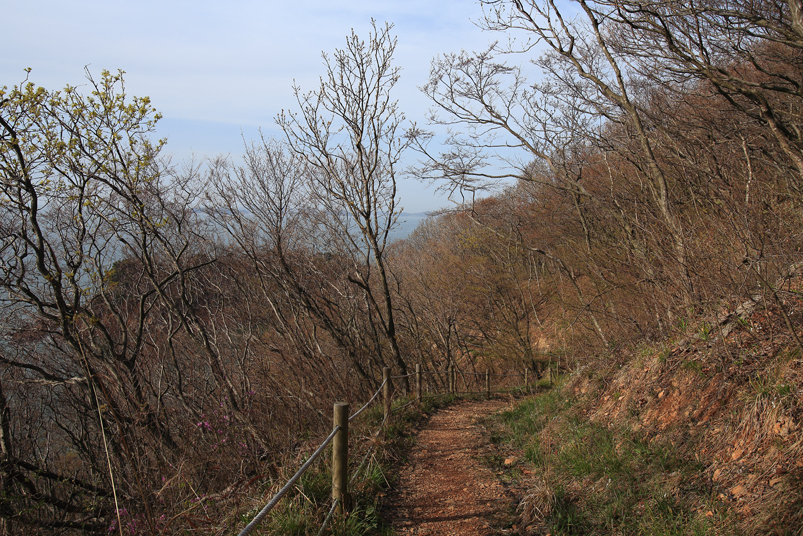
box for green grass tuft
[486,379,730,535]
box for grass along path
[484,381,729,535]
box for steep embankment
[565,274,802,533]
[484,270,803,535]
[591,304,801,528]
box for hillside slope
[499,269,803,534]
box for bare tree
[603,0,803,190]
[206,136,384,401]
[415,0,696,305]
[277,21,412,383]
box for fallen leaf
[730,484,747,497]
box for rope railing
[238,424,341,536]
[391,399,417,414]
[320,410,389,536]
[316,498,340,536]
[236,363,538,534]
[424,371,523,377]
[349,379,386,422]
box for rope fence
[390,372,416,379]
[237,362,541,534]
[349,379,386,422]
[237,425,341,536]
[316,498,340,536]
[391,399,417,414]
[423,371,523,377]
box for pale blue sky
[2,0,502,212]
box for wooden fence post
[415,364,421,404]
[486,369,490,399]
[332,402,349,514]
[383,367,391,420]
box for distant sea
[390,213,430,241]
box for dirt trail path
[383,399,515,535]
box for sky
[2,0,504,213]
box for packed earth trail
[383,399,516,535]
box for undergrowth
[488,380,737,535]
[239,393,463,535]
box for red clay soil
[383,399,515,535]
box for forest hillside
[1,1,802,534]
